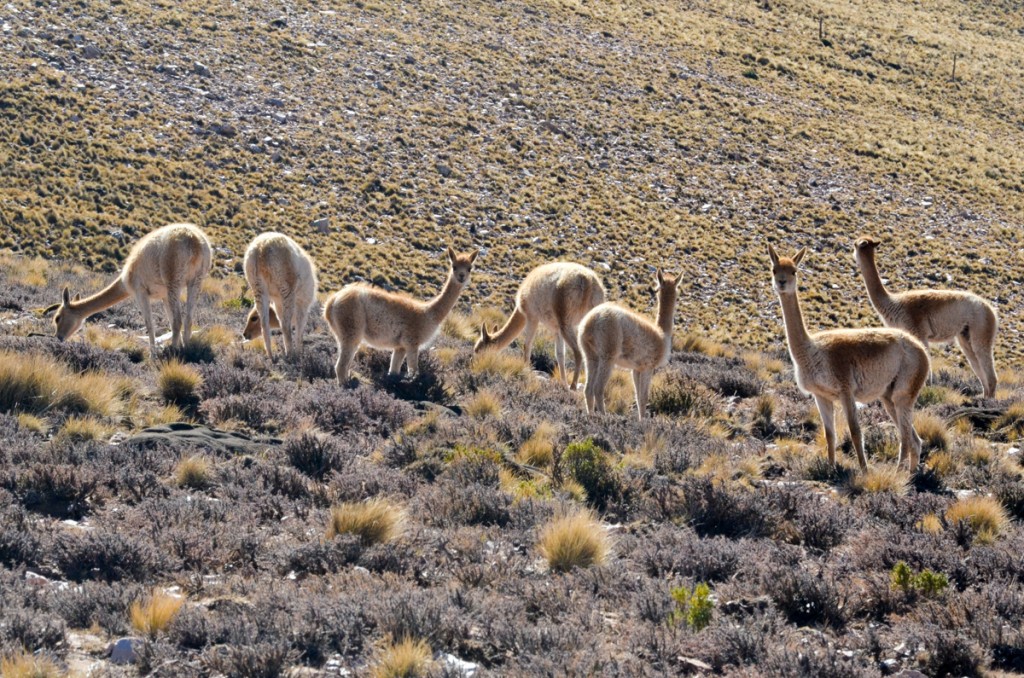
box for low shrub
[648,371,719,418]
[284,430,345,480]
[560,438,621,511]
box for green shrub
[669,582,714,631]
[561,439,621,510]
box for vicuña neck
[657,287,677,351]
[426,271,464,324]
[73,277,131,317]
[778,291,813,358]
[857,252,894,313]
[486,307,528,350]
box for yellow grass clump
[518,422,556,467]
[130,591,185,639]
[994,401,1024,441]
[441,311,476,341]
[913,412,949,452]
[946,495,1009,543]
[916,514,944,535]
[463,389,502,419]
[56,416,111,444]
[371,637,435,678]
[926,451,958,478]
[328,498,405,545]
[17,413,48,434]
[538,510,611,573]
[175,455,213,490]
[469,350,529,380]
[0,650,65,678]
[853,466,910,495]
[0,351,119,416]
[157,360,203,406]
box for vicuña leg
[813,395,837,466]
[841,393,868,471]
[389,348,407,375]
[184,279,201,345]
[589,361,613,415]
[521,320,538,368]
[554,334,566,386]
[894,398,922,469]
[561,321,584,391]
[632,369,652,421]
[257,292,274,361]
[335,342,357,385]
[406,347,421,377]
[137,292,157,356]
[166,288,184,348]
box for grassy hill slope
[2,0,1023,359]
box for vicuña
[769,243,929,470]
[242,232,318,361]
[324,246,478,383]
[474,262,605,389]
[48,223,212,354]
[854,236,998,398]
[578,268,679,421]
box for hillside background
[2,0,1023,359]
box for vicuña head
[242,305,281,340]
[767,241,930,470]
[472,262,606,390]
[851,234,998,398]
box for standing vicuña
[324,246,478,384]
[769,243,929,470]
[854,237,998,398]
[578,269,679,421]
[241,232,318,361]
[474,262,605,389]
[48,223,212,354]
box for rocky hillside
[2,0,1023,359]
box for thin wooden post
[951,54,958,82]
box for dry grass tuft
[926,451,959,478]
[916,513,944,535]
[994,401,1024,441]
[84,326,146,361]
[463,389,502,419]
[518,422,557,467]
[56,416,111,444]
[17,413,48,434]
[0,650,65,678]
[853,466,910,495]
[130,591,185,639]
[328,498,405,545]
[538,510,611,573]
[371,636,434,678]
[0,351,118,416]
[946,495,1009,542]
[469,350,529,380]
[157,360,203,406]
[914,412,949,452]
[441,311,477,341]
[175,455,213,490]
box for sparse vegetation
[0,650,65,678]
[946,495,1009,543]
[371,637,434,678]
[0,351,118,416]
[157,360,203,408]
[174,455,212,490]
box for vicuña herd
[44,223,1002,471]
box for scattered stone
[436,163,452,178]
[213,123,237,137]
[81,45,102,59]
[892,671,927,678]
[879,658,900,675]
[266,97,285,107]
[125,422,281,456]
[270,16,288,28]
[108,638,142,665]
[677,656,712,672]
[404,55,416,64]
[312,217,331,233]
[155,63,178,74]
[193,61,211,77]
[440,653,479,676]
[272,112,287,124]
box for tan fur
[854,237,998,397]
[241,232,318,361]
[324,246,478,383]
[52,223,212,353]
[474,262,605,389]
[770,243,930,470]
[578,269,679,421]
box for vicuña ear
[41,303,61,315]
[468,250,479,265]
[446,245,455,262]
[73,293,81,302]
[766,242,780,266]
[793,247,807,266]
[62,286,71,305]
[480,324,489,340]
[655,267,665,287]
